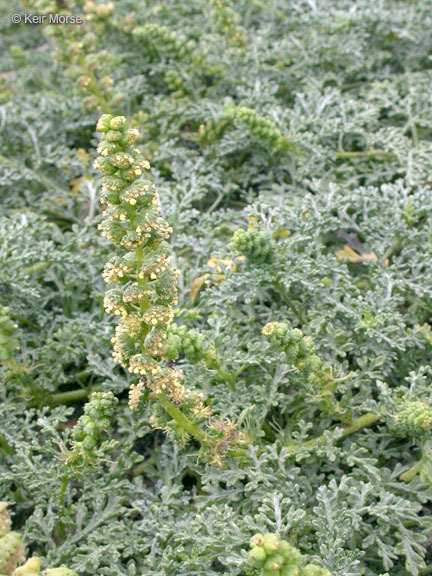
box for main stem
[337,149,393,160]
[50,385,101,405]
[158,393,207,442]
[285,412,382,453]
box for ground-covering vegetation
[1,0,432,574]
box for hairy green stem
[49,386,101,405]
[340,81,368,91]
[132,456,155,477]
[59,478,69,507]
[285,413,382,453]
[382,237,402,263]
[10,313,40,330]
[410,122,419,147]
[0,434,13,455]
[336,149,393,160]
[274,282,306,324]
[23,261,51,275]
[133,412,382,475]
[158,393,207,442]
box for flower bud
[105,130,123,142]
[0,531,24,575]
[110,116,127,130]
[250,533,265,548]
[96,114,113,132]
[248,546,267,564]
[0,503,10,536]
[264,554,285,571]
[263,533,280,554]
[15,557,40,575]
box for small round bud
[110,116,127,130]
[264,554,285,571]
[250,533,265,548]
[263,533,280,554]
[96,114,113,132]
[105,130,123,142]
[248,546,267,564]
[279,540,298,559]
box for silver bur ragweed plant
[3,1,432,574]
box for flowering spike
[392,399,432,438]
[0,503,10,537]
[247,532,332,576]
[231,228,274,263]
[95,114,214,428]
[0,306,19,364]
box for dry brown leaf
[335,245,378,263]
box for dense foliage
[1,0,432,574]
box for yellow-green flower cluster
[393,400,432,439]
[0,531,24,576]
[0,306,18,364]
[225,106,291,152]
[83,1,114,22]
[231,228,274,263]
[197,117,231,145]
[262,322,321,370]
[164,69,188,99]
[15,559,76,576]
[133,24,196,61]
[197,106,291,152]
[209,0,246,45]
[262,322,340,416]
[0,503,22,576]
[164,324,207,363]
[203,418,248,467]
[24,0,119,111]
[72,391,118,453]
[0,503,76,576]
[248,533,332,576]
[249,533,301,576]
[0,503,11,536]
[95,114,190,408]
